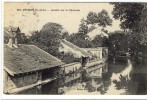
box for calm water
[22,58,147,95]
[41,58,147,95]
[101,58,147,95]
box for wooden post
[3,70,8,93]
[37,85,42,94]
[37,71,42,94]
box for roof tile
[4,44,64,75]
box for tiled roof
[4,27,20,38]
[11,27,20,32]
[87,27,109,39]
[4,27,20,32]
[4,44,64,75]
[4,29,14,38]
[61,62,80,68]
[61,39,92,57]
[81,48,102,51]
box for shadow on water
[100,58,129,94]
[20,57,147,95]
[128,62,147,95]
[42,79,58,95]
[41,58,147,95]
[102,58,147,95]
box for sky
[4,2,121,36]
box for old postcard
[3,2,147,96]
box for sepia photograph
[3,2,147,96]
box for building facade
[4,27,64,94]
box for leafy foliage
[111,3,147,51]
[92,35,108,47]
[68,10,111,48]
[62,31,70,39]
[67,33,93,48]
[87,11,98,25]
[111,3,144,30]
[78,18,89,35]
[67,18,94,48]
[16,32,30,44]
[30,22,63,57]
[108,31,129,52]
[139,5,147,46]
[86,9,112,29]
[59,52,81,63]
[97,9,112,28]
[29,22,80,63]
[26,10,113,63]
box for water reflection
[22,58,147,95]
[102,58,147,95]
[79,58,147,95]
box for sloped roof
[82,48,103,51]
[4,27,20,38]
[4,29,14,38]
[83,47,108,50]
[61,62,81,68]
[4,27,11,32]
[88,27,108,39]
[11,27,20,32]
[4,27,20,32]
[85,59,103,68]
[61,39,92,57]
[4,44,64,76]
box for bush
[59,52,81,63]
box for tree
[97,9,112,29]
[108,31,130,54]
[86,9,112,30]
[78,18,89,36]
[92,35,108,47]
[67,33,93,48]
[139,4,147,46]
[87,11,98,25]
[88,25,96,33]
[59,52,80,63]
[111,3,147,55]
[85,10,112,48]
[16,32,30,44]
[67,18,93,48]
[30,22,85,63]
[30,22,63,56]
[111,3,144,30]
[62,31,69,39]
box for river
[44,58,147,95]
[101,58,147,95]
[24,58,147,95]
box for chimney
[7,34,18,48]
[5,27,19,48]
[13,37,18,48]
[14,37,17,44]
[7,38,13,48]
